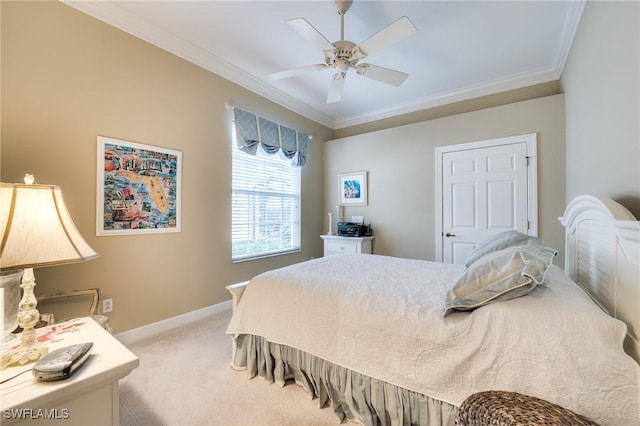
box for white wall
[323,94,566,263]
[561,1,640,217]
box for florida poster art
[97,136,182,235]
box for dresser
[0,317,139,425]
[321,235,374,256]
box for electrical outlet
[103,298,113,313]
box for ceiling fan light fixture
[327,72,347,104]
[332,71,347,81]
[271,0,416,103]
[325,40,358,69]
[335,60,350,72]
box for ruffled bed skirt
[231,334,458,425]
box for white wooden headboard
[560,195,640,364]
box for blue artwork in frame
[339,171,367,206]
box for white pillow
[443,244,557,317]
[464,230,543,268]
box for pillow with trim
[443,244,557,317]
[464,230,543,268]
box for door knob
[444,232,456,237]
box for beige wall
[323,94,566,263]
[561,0,640,217]
[1,1,333,332]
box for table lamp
[0,174,99,369]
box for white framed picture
[97,136,182,236]
[339,171,367,206]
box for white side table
[320,235,374,256]
[0,317,139,425]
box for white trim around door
[435,133,538,263]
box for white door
[436,134,537,264]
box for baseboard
[115,299,232,346]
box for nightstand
[320,235,374,256]
[0,317,139,425]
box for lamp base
[0,268,49,369]
[0,340,48,369]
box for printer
[337,222,372,237]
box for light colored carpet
[119,308,343,425]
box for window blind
[231,109,302,261]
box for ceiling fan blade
[353,16,417,59]
[327,72,346,104]
[270,64,327,80]
[286,18,335,52]
[356,64,408,87]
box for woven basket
[455,390,600,426]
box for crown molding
[332,66,561,129]
[61,0,335,129]
[62,0,583,131]
[332,0,585,130]
[553,0,586,75]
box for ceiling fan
[269,0,417,104]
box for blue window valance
[233,108,309,167]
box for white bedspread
[226,254,640,426]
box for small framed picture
[339,171,368,206]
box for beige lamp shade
[0,182,99,269]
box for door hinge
[527,221,531,230]
[525,156,530,166]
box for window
[231,114,302,261]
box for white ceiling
[63,0,585,130]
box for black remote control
[32,343,93,381]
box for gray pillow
[443,244,557,317]
[464,230,543,268]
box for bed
[226,195,640,426]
